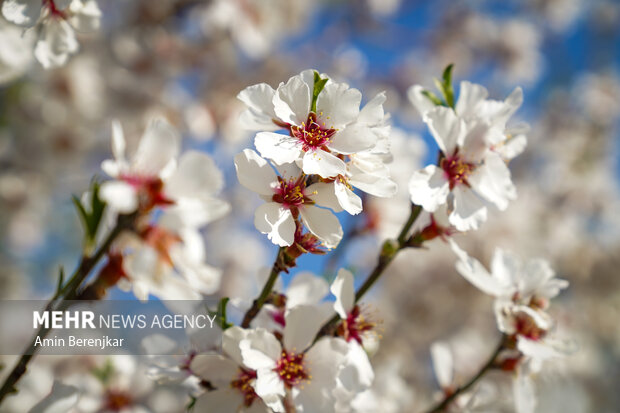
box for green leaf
[73,180,107,245]
[441,64,455,108]
[217,297,233,330]
[55,266,65,297]
[311,70,328,113]
[421,89,444,107]
[92,359,114,385]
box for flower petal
[455,81,488,119]
[254,203,296,247]
[430,341,454,389]
[34,19,78,69]
[254,132,301,165]
[238,83,279,131]
[449,185,487,231]
[132,118,180,176]
[99,180,138,213]
[190,355,238,386]
[1,0,40,27]
[408,165,449,212]
[329,124,377,155]
[286,272,329,308]
[407,84,436,117]
[335,179,363,215]
[166,151,223,199]
[331,268,355,319]
[468,152,516,210]
[299,205,343,248]
[423,106,466,155]
[234,148,277,196]
[301,149,346,178]
[273,74,311,125]
[284,304,328,351]
[450,239,508,297]
[316,82,361,128]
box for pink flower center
[103,389,134,411]
[274,350,310,389]
[290,112,337,152]
[44,0,67,18]
[120,174,175,211]
[440,155,475,189]
[230,368,259,407]
[514,311,546,341]
[139,225,182,266]
[272,176,313,208]
[337,305,376,345]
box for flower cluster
[1,0,101,68]
[0,66,577,413]
[96,118,230,300]
[236,70,396,250]
[451,241,572,412]
[408,76,526,231]
[187,268,376,413]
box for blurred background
[0,0,619,412]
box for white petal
[240,329,281,370]
[468,152,516,210]
[455,81,488,119]
[284,304,328,351]
[69,0,101,32]
[1,0,40,27]
[34,19,78,69]
[99,180,138,213]
[513,373,536,413]
[349,172,397,198]
[29,380,79,413]
[496,133,527,160]
[237,82,279,130]
[339,342,374,392]
[335,179,363,215]
[166,151,223,200]
[408,165,449,212]
[423,106,466,155]
[517,337,572,361]
[189,355,238,386]
[450,239,508,297]
[273,75,311,125]
[407,84,436,117]
[331,268,355,319]
[308,182,343,212]
[222,326,250,366]
[111,120,126,161]
[132,118,180,176]
[234,148,277,196]
[254,203,296,247]
[286,272,329,308]
[430,341,453,389]
[299,205,343,248]
[254,370,286,409]
[254,132,301,165]
[329,124,377,154]
[358,91,386,125]
[316,82,362,128]
[449,185,487,231]
[301,149,346,178]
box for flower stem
[313,204,423,342]
[422,334,507,413]
[240,247,286,328]
[0,214,134,405]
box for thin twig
[423,335,507,413]
[240,247,285,328]
[0,215,134,404]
